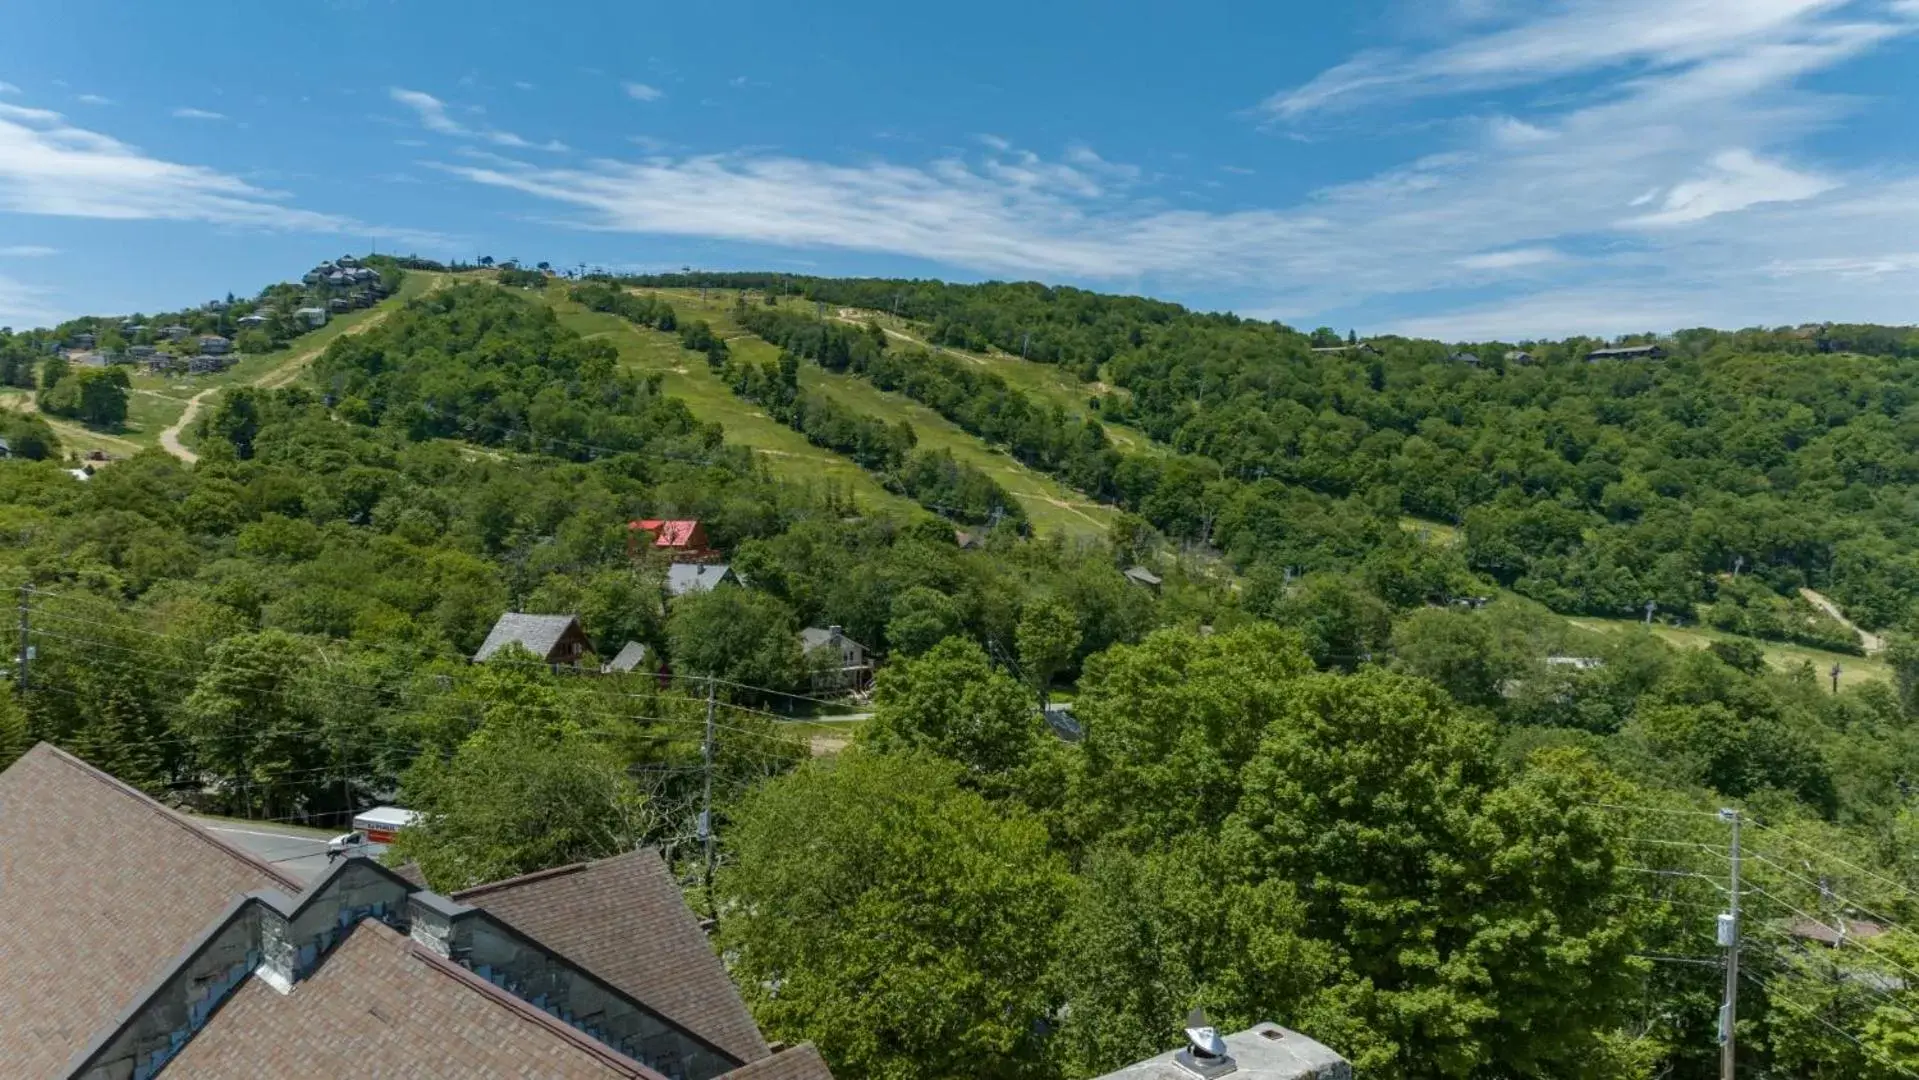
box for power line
[1746,819,1919,914]
[1739,968,1919,1079]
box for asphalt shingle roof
[607,640,651,673]
[456,849,771,1063]
[164,919,663,1079]
[667,563,733,597]
[473,612,583,662]
[0,744,301,1077]
[724,1045,836,1080]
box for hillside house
[1586,344,1667,362]
[801,625,871,693]
[631,518,713,557]
[296,306,328,328]
[1447,351,1483,367]
[327,297,352,313]
[236,314,267,328]
[199,334,230,355]
[666,562,737,598]
[161,324,191,341]
[126,344,156,359]
[1124,565,1163,591]
[68,332,95,350]
[0,743,833,1080]
[472,612,592,669]
[602,640,653,674]
[144,355,182,375]
[187,354,232,375]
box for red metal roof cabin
[629,519,714,559]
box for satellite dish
[1185,1009,1228,1060]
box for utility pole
[700,676,718,917]
[15,583,29,693]
[1718,808,1742,1080]
[1830,663,1842,695]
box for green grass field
[538,289,921,518]
[726,292,1167,457]
[644,289,1118,538]
[1569,615,1889,690]
[1400,517,1463,546]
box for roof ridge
[32,742,305,892]
[453,847,654,899]
[400,927,670,1080]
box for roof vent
[1175,1008,1236,1078]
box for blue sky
[6,0,1919,339]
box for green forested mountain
[630,271,1919,645]
[7,270,1919,1080]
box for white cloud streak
[0,245,58,257]
[170,107,227,121]
[623,82,664,102]
[1263,0,1852,118]
[75,93,112,106]
[0,82,19,95]
[425,0,1919,338]
[0,274,60,328]
[0,99,447,247]
[390,87,568,151]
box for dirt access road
[153,297,419,464]
[1801,587,1886,654]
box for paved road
[185,815,386,884]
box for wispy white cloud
[389,87,568,152]
[1263,0,1855,118]
[1456,246,1563,270]
[391,88,464,135]
[623,82,664,102]
[170,107,227,121]
[0,273,60,327]
[514,80,536,91]
[0,245,58,257]
[75,93,112,106]
[423,0,1919,337]
[0,82,18,95]
[1625,149,1836,226]
[0,98,447,248]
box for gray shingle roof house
[0,743,833,1080]
[800,625,871,693]
[473,612,592,666]
[1447,351,1482,366]
[1123,566,1163,590]
[1504,349,1535,365]
[667,563,737,598]
[1586,344,1667,361]
[603,640,652,674]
